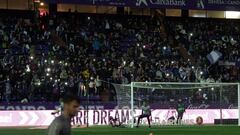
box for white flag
[207,50,222,64]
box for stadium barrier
[0,109,238,127]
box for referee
[47,94,80,135]
[51,98,64,115]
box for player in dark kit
[176,99,185,124]
[109,116,122,127]
[136,101,151,128]
[47,94,80,135]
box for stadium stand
[0,10,239,104]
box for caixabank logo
[197,0,205,9]
[136,0,187,6]
[136,0,148,6]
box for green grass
[0,126,240,135]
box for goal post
[130,82,134,128]
[238,83,240,126]
[128,82,240,128]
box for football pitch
[0,126,240,135]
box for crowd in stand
[0,11,239,103]
[167,18,240,82]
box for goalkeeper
[136,101,151,128]
[176,99,185,124]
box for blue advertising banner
[206,0,240,11]
[46,0,240,11]
[0,102,236,110]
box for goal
[115,82,240,128]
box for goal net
[113,82,240,128]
